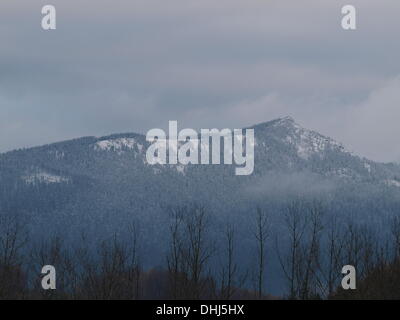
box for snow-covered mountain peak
[285,123,345,160]
[253,116,348,160]
[272,116,296,126]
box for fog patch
[245,171,337,201]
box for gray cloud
[1,0,400,162]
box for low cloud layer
[245,171,337,201]
[1,0,400,162]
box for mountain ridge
[1,116,400,186]
[0,116,371,162]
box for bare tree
[220,223,240,299]
[276,199,308,299]
[391,215,400,259]
[184,205,214,299]
[84,235,128,299]
[299,200,324,299]
[75,225,141,300]
[166,205,214,299]
[0,213,28,299]
[253,208,270,299]
[166,207,186,299]
[127,221,141,299]
[30,236,62,299]
[322,214,345,297]
[0,213,28,268]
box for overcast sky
[1,0,400,162]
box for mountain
[2,115,400,230]
[1,117,400,293]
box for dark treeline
[0,201,399,300]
